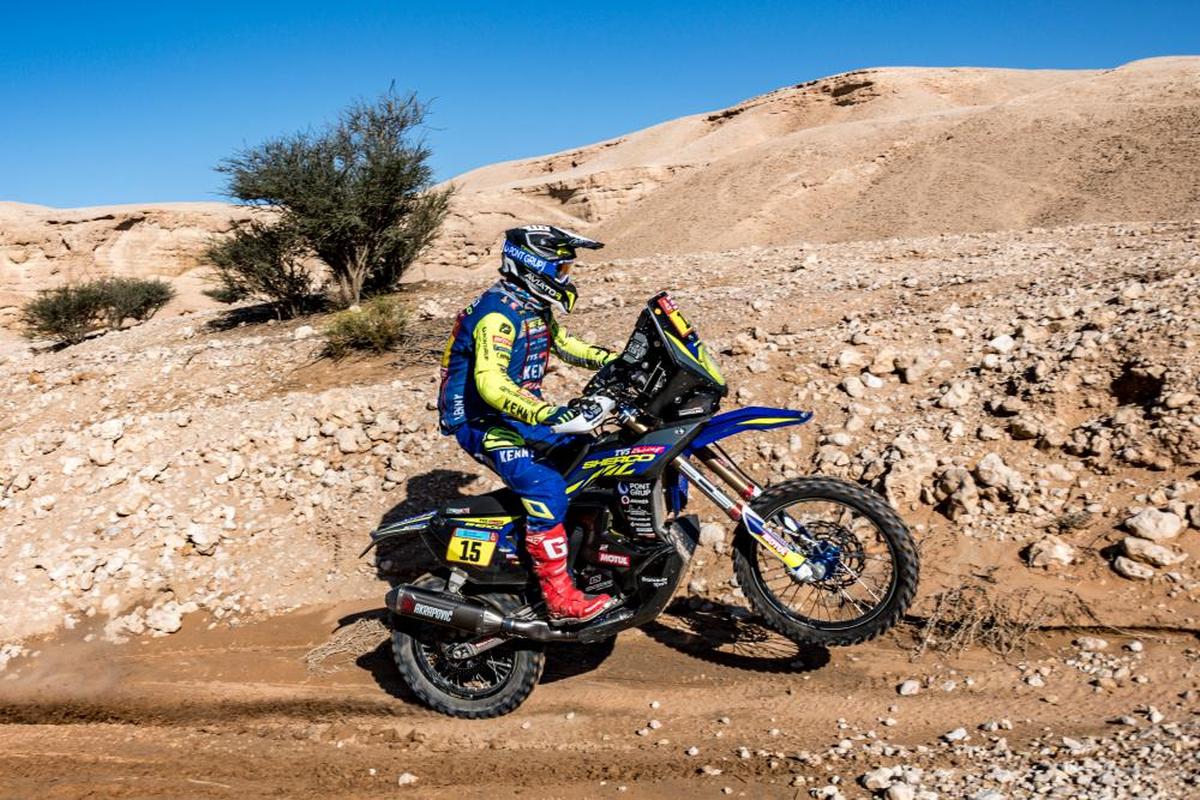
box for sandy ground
[0,600,1196,799]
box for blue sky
[1,1,1196,207]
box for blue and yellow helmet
[499,225,604,314]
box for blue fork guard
[685,406,814,453]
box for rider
[437,225,620,624]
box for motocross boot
[526,524,619,624]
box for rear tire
[391,574,544,718]
[733,477,919,647]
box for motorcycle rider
[437,225,620,624]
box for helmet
[499,225,604,314]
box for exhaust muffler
[386,584,578,642]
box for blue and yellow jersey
[437,282,614,433]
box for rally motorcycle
[365,292,919,718]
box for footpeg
[547,594,623,627]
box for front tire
[733,477,919,647]
[391,574,544,718]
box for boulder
[974,453,1025,495]
[1027,535,1075,568]
[934,467,980,520]
[1122,536,1187,567]
[1123,508,1184,542]
[936,381,972,409]
[1112,556,1155,580]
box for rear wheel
[733,477,919,647]
[391,574,544,718]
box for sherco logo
[412,602,453,622]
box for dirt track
[0,601,1196,799]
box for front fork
[670,450,816,577]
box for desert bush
[322,296,410,358]
[21,277,175,346]
[205,221,320,318]
[94,277,175,329]
[213,88,451,309]
[21,285,107,345]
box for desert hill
[429,56,1199,270]
[2,57,1197,311]
[0,202,248,331]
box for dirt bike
[365,291,919,718]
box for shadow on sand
[641,597,830,674]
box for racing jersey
[438,281,614,433]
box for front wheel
[733,477,919,647]
[391,574,544,718]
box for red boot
[526,524,618,624]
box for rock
[1074,636,1109,652]
[1027,535,1074,568]
[293,325,316,340]
[936,381,972,409]
[1123,508,1184,542]
[1163,391,1196,409]
[699,522,726,549]
[1122,536,1187,567]
[861,767,894,790]
[186,523,220,556]
[335,427,364,454]
[835,349,865,369]
[974,453,1025,495]
[942,727,969,743]
[397,772,419,786]
[883,453,938,509]
[886,785,915,800]
[1112,556,1155,580]
[897,679,921,696]
[934,467,980,520]
[225,453,246,481]
[61,456,85,476]
[145,602,183,634]
[1189,503,1200,529]
[1009,416,1043,440]
[841,375,867,398]
[987,334,1016,354]
[96,418,125,441]
[114,483,150,516]
[88,439,116,466]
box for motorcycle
[365,291,919,718]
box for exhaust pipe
[387,584,579,642]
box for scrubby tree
[209,88,452,310]
[21,277,175,346]
[95,276,175,329]
[205,221,319,318]
[21,285,106,345]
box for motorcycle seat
[439,489,525,519]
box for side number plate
[446,528,497,567]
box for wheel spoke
[749,493,901,628]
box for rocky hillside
[0,202,247,330]
[3,57,1197,312]
[1,219,1198,648]
[426,56,1200,273]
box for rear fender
[686,406,813,453]
[359,510,437,557]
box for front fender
[686,406,814,453]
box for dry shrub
[322,296,410,358]
[304,616,389,675]
[909,581,1098,659]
